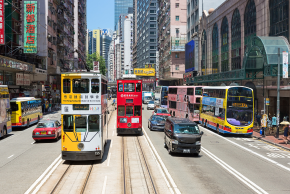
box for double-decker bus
[61,72,108,161]
[199,86,254,135]
[155,86,169,108]
[168,86,203,122]
[117,75,143,135]
[0,86,11,138]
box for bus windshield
[227,87,253,126]
[174,125,200,134]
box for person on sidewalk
[48,101,52,112]
[267,115,272,135]
[271,114,277,134]
[281,123,289,145]
[256,113,261,128]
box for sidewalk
[252,131,290,151]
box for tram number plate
[183,149,190,153]
[41,131,46,135]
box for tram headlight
[77,143,84,150]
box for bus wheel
[3,127,7,137]
[216,125,220,134]
[27,120,30,127]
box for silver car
[147,101,155,110]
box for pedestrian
[271,114,277,134]
[48,101,52,112]
[267,116,272,135]
[256,113,261,128]
[280,121,290,145]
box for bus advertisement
[0,86,11,138]
[199,86,254,135]
[117,75,143,135]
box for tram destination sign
[73,104,89,110]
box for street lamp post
[276,48,281,138]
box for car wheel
[217,126,220,134]
[27,120,30,128]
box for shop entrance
[268,97,290,123]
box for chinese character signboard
[16,73,31,86]
[283,51,288,78]
[93,61,100,72]
[24,1,37,53]
[134,68,155,76]
[145,64,155,68]
[0,0,4,44]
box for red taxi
[32,120,61,141]
[153,108,171,116]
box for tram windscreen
[75,116,87,132]
[227,87,253,127]
[88,115,100,132]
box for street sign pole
[276,48,280,139]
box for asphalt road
[142,106,290,194]
[0,111,62,194]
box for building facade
[135,0,158,69]
[114,0,133,30]
[102,34,112,76]
[190,0,290,121]
[158,0,187,85]
[124,14,133,74]
[87,30,97,55]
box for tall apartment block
[87,30,97,55]
[124,14,133,74]
[114,0,133,30]
[135,0,158,69]
[74,0,87,70]
[158,0,187,85]
[102,34,112,77]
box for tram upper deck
[61,72,108,106]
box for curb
[252,135,290,151]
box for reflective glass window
[118,106,125,116]
[75,116,87,132]
[63,115,74,132]
[88,115,100,132]
[244,0,256,51]
[126,106,133,116]
[201,30,207,75]
[134,106,141,116]
[231,9,241,70]
[212,23,219,74]
[73,79,89,93]
[124,83,135,92]
[63,79,70,93]
[91,79,100,93]
[221,17,229,72]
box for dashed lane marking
[266,153,290,158]
[8,155,14,159]
[110,140,113,149]
[101,176,107,194]
[31,141,35,144]
[112,131,115,136]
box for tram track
[122,136,158,194]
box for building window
[212,23,219,74]
[150,39,155,42]
[176,28,180,37]
[175,65,179,70]
[269,0,289,41]
[221,17,229,72]
[201,30,207,75]
[150,46,155,49]
[176,3,179,8]
[231,8,241,70]
[244,0,256,51]
[176,16,179,21]
[175,53,179,58]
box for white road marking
[112,131,115,136]
[107,153,111,166]
[31,141,35,144]
[8,155,14,159]
[202,147,268,194]
[266,153,290,158]
[110,140,113,149]
[101,176,107,194]
[142,127,181,194]
[24,155,61,194]
[200,126,290,172]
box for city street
[142,108,290,194]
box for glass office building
[114,0,133,30]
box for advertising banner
[93,61,99,72]
[24,1,37,53]
[283,51,288,78]
[16,73,31,86]
[0,0,4,45]
[145,64,155,68]
[134,68,155,76]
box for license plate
[41,131,46,135]
[183,149,190,153]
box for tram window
[91,79,100,93]
[126,106,133,116]
[187,88,193,95]
[88,115,100,132]
[136,83,141,92]
[73,79,89,93]
[118,106,125,116]
[118,83,123,92]
[63,115,74,132]
[63,79,71,93]
[134,106,141,116]
[75,116,87,132]
[124,83,135,92]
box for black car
[148,115,168,131]
[164,117,203,156]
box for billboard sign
[24,1,37,53]
[102,29,108,35]
[283,51,288,78]
[185,40,195,73]
[93,61,100,72]
[0,0,4,45]
[145,64,155,68]
[134,68,155,76]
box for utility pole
[276,48,280,139]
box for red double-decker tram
[117,75,143,135]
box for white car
[147,101,155,110]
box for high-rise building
[124,14,133,74]
[158,0,187,85]
[87,30,96,55]
[114,0,133,30]
[108,31,117,82]
[135,0,158,68]
[74,0,87,69]
[102,33,112,77]
[93,29,102,56]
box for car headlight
[195,141,201,145]
[171,139,178,144]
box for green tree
[86,52,107,76]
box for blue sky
[87,0,114,31]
